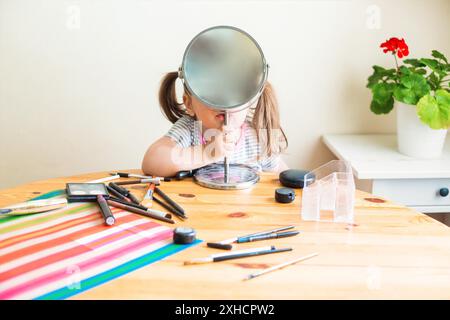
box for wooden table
[1,170,450,299]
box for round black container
[173,227,197,244]
[279,169,315,189]
[275,188,296,203]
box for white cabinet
[322,134,450,214]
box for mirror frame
[178,25,269,113]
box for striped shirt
[165,115,280,172]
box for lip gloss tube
[97,194,115,226]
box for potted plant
[367,37,450,158]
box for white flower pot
[396,101,448,158]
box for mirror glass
[181,26,267,111]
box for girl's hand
[204,125,242,161]
[222,124,241,156]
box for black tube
[155,187,185,215]
[213,247,292,262]
[97,195,115,226]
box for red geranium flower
[380,37,409,58]
[396,38,409,58]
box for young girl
[141,72,289,177]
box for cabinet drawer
[372,178,450,207]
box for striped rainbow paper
[0,192,200,300]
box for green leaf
[417,90,450,129]
[421,58,439,70]
[366,69,384,89]
[421,58,446,77]
[371,98,394,114]
[428,72,440,91]
[403,59,426,68]
[399,65,412,75]
[393,73,430,105]
[372,82,395,102]
[366,65,396,89]
[415,68,427,75]
[373,65,387,73]
[436,88,450,106]
[432,50,448,64]
[370,82,395,114]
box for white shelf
[322,134,450,180]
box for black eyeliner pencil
[237,231,300,243]
[154,187,185,215]
[206,225,296,250]
[109,182,129,195]
[184,247,292,265]
[110,172,153,179]
[109,196,147,210]
[108,197,172,219]
[214,247,293,262]
[126,191,140,205]
[106,186,131,203]
[153,196,187,220]
[109,183,140,205]
[107,200,175,224]
[115,178,163,185]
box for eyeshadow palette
[66,183,109,202]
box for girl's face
[183,94,249,130]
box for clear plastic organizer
[301,160,355,223]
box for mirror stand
[194,112,260,190]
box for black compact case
[275,187,295,203]
[173,227,197,244]
[66,183,109,202]
[279,169,315,189]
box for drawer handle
[439,188,449,197]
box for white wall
[0,0,449,189]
